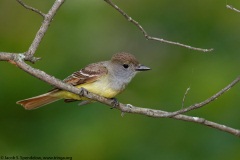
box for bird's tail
[16,92,60,110]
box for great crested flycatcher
[17,52,150,110]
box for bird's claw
[79,87,89,97]
[110,98,119,109]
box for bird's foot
[79,87,89,97]
[110,98,119,109]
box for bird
[16,52,151,110]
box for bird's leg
[110,98,119,109]
[78,88,92,106]
[79,87,89,97]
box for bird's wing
[63,62,108,86]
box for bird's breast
[77,76,124,98]
[53,75,125,100]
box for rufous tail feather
[16,92,60,110]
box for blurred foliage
[0,0,240,159]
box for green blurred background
[0,0,240,159]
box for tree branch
[23,0,65,62]
[160,76,240,118]
[104,0,213,53]
[182,86,190,108]
[1,53,239,137]
[17,0,46,17]
[226,4,240,13]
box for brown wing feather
[63,62,108,86]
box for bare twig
[116,105,240,137]
[104,0,213,52]
[226,4,240,13]
[17,0,46,17]
[24,0,65,62]
[160,76,240,118]
[182,86,191,108]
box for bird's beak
[135,64,151,71]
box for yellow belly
[52,78,121,100]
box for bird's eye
[123,64,129,69]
